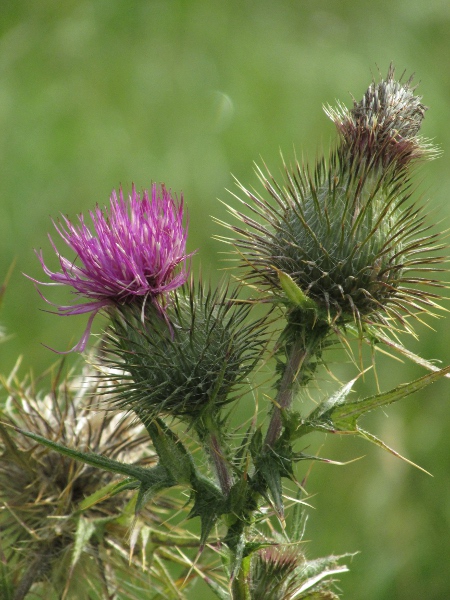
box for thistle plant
[222,64,444,449]
[2,66,449,600]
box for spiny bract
[222,66,444,333]
[104,279,269,421]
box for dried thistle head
[222,67,444,335]
[104,278,270,423]
[0,361,202,599]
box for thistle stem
[207,431,233,496]
[264,324,329,449]
[264,337,307,448]
[231,568,251,600]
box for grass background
[1,1,450,598]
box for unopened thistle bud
[104,280,269,422]
[325,63,435,171]
[224,66,443,333]
[250,546,301,600]
[250,546,343,600]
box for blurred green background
[1,1,450,598]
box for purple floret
[30,183,191,351]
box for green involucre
[105,281,269,420]
[228,151,443,330]
[225,67,443,332]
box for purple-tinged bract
[32,183,190,351]
[324,64,436,171]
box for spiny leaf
[77,478,139,511]
[189,474,224,548]
[196,574,229,600]
[330,364,450,428]
[374,331,450,379]
[256,453,285,521]
[0,563,13,600]
[3,422,159,482]
[144,418,194,485]
[135,467,176,514]
[0,422,36,474]
[71,517,96,571]
[297,564,350,596]
[276,268,318,310]
[357,427,432,475]
[302,364,450,472]
[307,374,362,422]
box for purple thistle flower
[30,183,191,352]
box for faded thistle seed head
[103,279,269,422]
[223,67,444,333]
[0,362,197,599]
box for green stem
[264,322,330,449]
[207,431,233,496]
[225,326,329,598]
[198,412,233,497]
[231,568,251,600]
[264,337,308,449]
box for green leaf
[0,562,13,600]
[374,331,450,379]
[297,563,350,596]
[5,422,182,508]
[189,474,224,548]
[291,487,307,543]
[256,453,285,519]
[77,478,139,511]
[308,375,361,422]
[0,422,36,474]
[200,576,230,600]
[356,428,432,475]
[276,269,318,310]
[249,426,263,460]
[226,477,252,524]
[71,516,96,570]
[6,423,152,481]
[135,466,176,514]
[330,365,450,429]
[144,418,194,485]
[302,364,450,472]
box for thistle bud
[104,279,269,422]
[250,546,300,600]
[250,546,343,600]
[325,64,435,171]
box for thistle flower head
[223,68,444,333]
[325,64,435,170]
[0,362,195,599]
[30,183,191,351]
[104,279,269,422]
